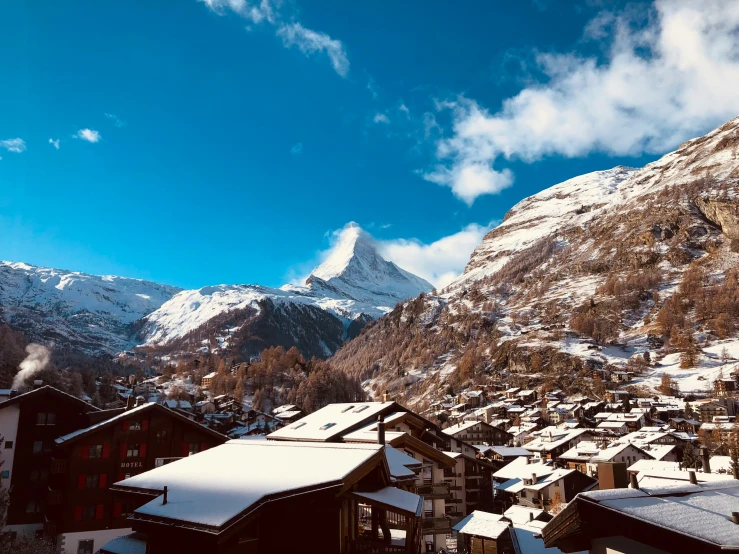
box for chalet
[461,390,484,408]
[442,420,512,446]
[697,401,728,422]
[524,429,594,461]
[715,378,737,398]
[516,390,537,403]
[46,401,227,553]
[543,481,739,553]
[201,372,217,389]
[667,417,701,433]
[194,400,216,414]
[109,441,426,554]
[485,446,533,464]
[496,466,597,512]
[452,510,514,554]
[586,443,653,476]
[610,371,632,384]
[441,451,496,522]
[0,386,99,537]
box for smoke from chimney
[13,344,50,390]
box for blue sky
[2,0,739,289]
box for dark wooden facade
[44,403,227,539]
[2,387,99,529]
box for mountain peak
[306,223,433,304]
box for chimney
[732,512,739,525]
[700,447,711,473]
[531,473,537,484]
[377,415,385,445]
[135,396,145,407]
[32,380,43,390]
[126,394,135,411]
[382,390,389,403]
[629,472,639,490]
[688,470,698,485]
[163,486,168,505]
[524,457,529,464]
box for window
[88,444,103,459]
[188,443,200,456]
[353,405,370,413]
[290,422,306,430]
[32,441,42,454]
[1,471,9,479]
[156,429,168,442]
[129,421,141,431]
[86,474,99,489]
[126,444,140,458]
[82,505,96,521]
[4,441,12,449]
[29,469,48,482]
[341,405,355,413]
[77,540,94,554]
[26,500,42,513]
[319,423,336,431]
[46,413,56,426]
[36,412,56,425]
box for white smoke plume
[13,344,51,389]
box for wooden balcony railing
[47,489,62,505]
[413,484,451,500]
[422,517,451,533]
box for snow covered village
[4,1,739,553]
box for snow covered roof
[590,442,648,462]
[385,446,421,481]
[203,372,217,379]
[275,410,302,419]
[452,510,510,539]
[267,401,396,442]
[273,404,297,414]
[99,533,147,554]
[525,429,590,452]
[581,481,739,548]
[487,446,532,458]
[115,440,387,529]
[55,402,225,445]
[442,419,492,435]
[0,385,98,412]
[513,520,580,554]
[493,456,554,480]
[503,505,546,525]
[353,486,423,516]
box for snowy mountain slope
[0,262,181,353]
[331,115,739,407]
[139,225,433,356]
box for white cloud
[104,113,126,128]
[291,142,303,154]
[373,113,390,124]
[198,0,348,76]
[74,129,101,143]
[426,0,739,204]
[277,23,349,77]
[0,138,26,153]
[48,138,60,150]
[377,223,496,288]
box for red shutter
[123,420,129,431]
[120,443,127,459]
[74,506,83,521]
[200,442,207,452]
[95,504,104,520]
[139,443,147,458]
[182,443,189,456]
[78,474,86,490]
[102,444,110,458]
[80,445,88,459]
[99,473,107,488]
[113,503,122,518]
[142,419,149,431]
[118,472,125,482]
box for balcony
[413,484,451,500]
[422,517,452,534]
[465,473,483,480]
[47,489,62,505]
[50,458,67,474]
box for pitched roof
[452,510,510,539]
[0,385,99,412]
[114,440,387,530]
[55,402,226,445]
[267,401,398,442]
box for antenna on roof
[163,486,168,505]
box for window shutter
[95,504,104,520]
[182,443,189,456]
[142,419,149,431]
[113,502,122,518]
[78,474,86,490]
[99,473,107,488]
[74,506,83,521]
[123,420,129,431]
[102,444,110,458]
[200,442,207,452]
[80,445,88,459]
[120,443,127,459]
[139,443,147,458]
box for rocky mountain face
[136,224,433,360]
[0,262,181,354]
[330,116,739,410]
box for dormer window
[291,422,306,430]
[353,406,370,413]
[319,423,336,431]
[341,406,355,413]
